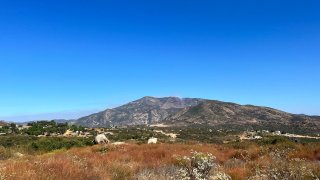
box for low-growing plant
[175,151,231,180]
[110,164,133,180]
[30,137,94,152]
[134,166,179,180]
[249,158,319,180]
[0,146,13,160]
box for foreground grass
[0,140,319,180]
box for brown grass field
[0,141,319,180]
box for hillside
[75,97,320,134]
[164,100,320,134]
[76,96,204,127]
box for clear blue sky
[0,0,319,121]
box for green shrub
[29,137,94,152]
[0,135,38,148]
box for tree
[10,123,19,134]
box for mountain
[164,100,320,134]
[75,97,320,134]
[0,120,8,126]
[76,96,204,127]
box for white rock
[112,142,126,145]
[95,134,110,144]
[148,137,158,144]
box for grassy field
[0,134,319,180]
[0,127,319,179]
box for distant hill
[0,120,8,126]
[51,119,76,124]
[76,96,204,127]
[164,100,320,134]
[75,97,320,134]
[15,119,76,126]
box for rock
[148,137,158,144]
[14,152,24,158]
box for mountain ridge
[76,96,205,127]
[163,99,320,134]
[74,96,320,134]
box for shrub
[175,151,224,180]
[0,146,13,160]
[29,137,94,152]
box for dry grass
[288,143,320,161]
[0,142,319,179]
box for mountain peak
[140,96,181,101]
[76,97,203,127]
[140,96,157,100]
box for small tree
[10,123,19,134]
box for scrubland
[0,136,319,180]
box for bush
[30,137,94,152]
[0,146,13,160]
[175,151,231,180]
[0,135,38,148]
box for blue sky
[0,0,320,121]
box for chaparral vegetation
[0,123,319,180]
